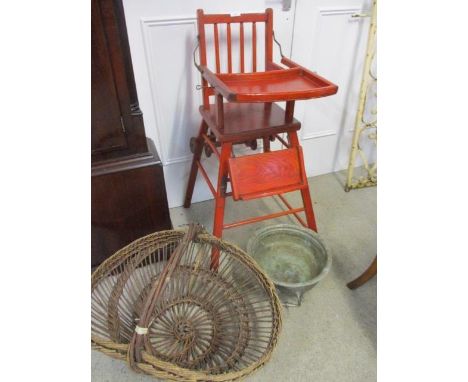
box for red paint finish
[216,68,338,102]
[228,148,306,201]
[185,9,338,251]
[199,102,300,143]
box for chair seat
[199,102,300,142]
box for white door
[291,0,374,177]
[122,0,371,208]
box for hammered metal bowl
[247,224,332,305]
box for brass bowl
[247,224,331,305]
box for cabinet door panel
[91,0,128,154]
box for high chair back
[196,9,274,107]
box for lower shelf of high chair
[200,103,300,143]
[228,147,307,201]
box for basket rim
[91,227,283,381]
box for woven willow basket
[91,224,282,382]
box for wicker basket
[91,224,282,381]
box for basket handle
[128,223,203,369]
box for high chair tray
[200,58,338,103]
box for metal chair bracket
[193,36,201,72]
[272,31,285,58]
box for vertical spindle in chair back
[196,9,274,109]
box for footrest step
[228,147,307,201]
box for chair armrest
[280,57,337,87]
[198,65,236,101]
[266,61,284,71]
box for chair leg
[287,130,318,232]
[262,137,271,152]
[347,256,377,289]
[213,142,232,238]
[211,142,232,269]
[184,121,208,208]
[300,186,318,232]
[213,195,226,238]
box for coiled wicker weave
[91,224,282,381]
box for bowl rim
[246,224,332,288]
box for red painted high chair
[184,8,338,240]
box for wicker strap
[134,326,149,335]
[128,224,203,370]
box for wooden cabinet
[91,145,172,267]
[91,0,127,154]
[91,0,171,267]
[91,0,147,161]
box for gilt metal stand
[345,0,377,192]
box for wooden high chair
[184,8,338,239]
